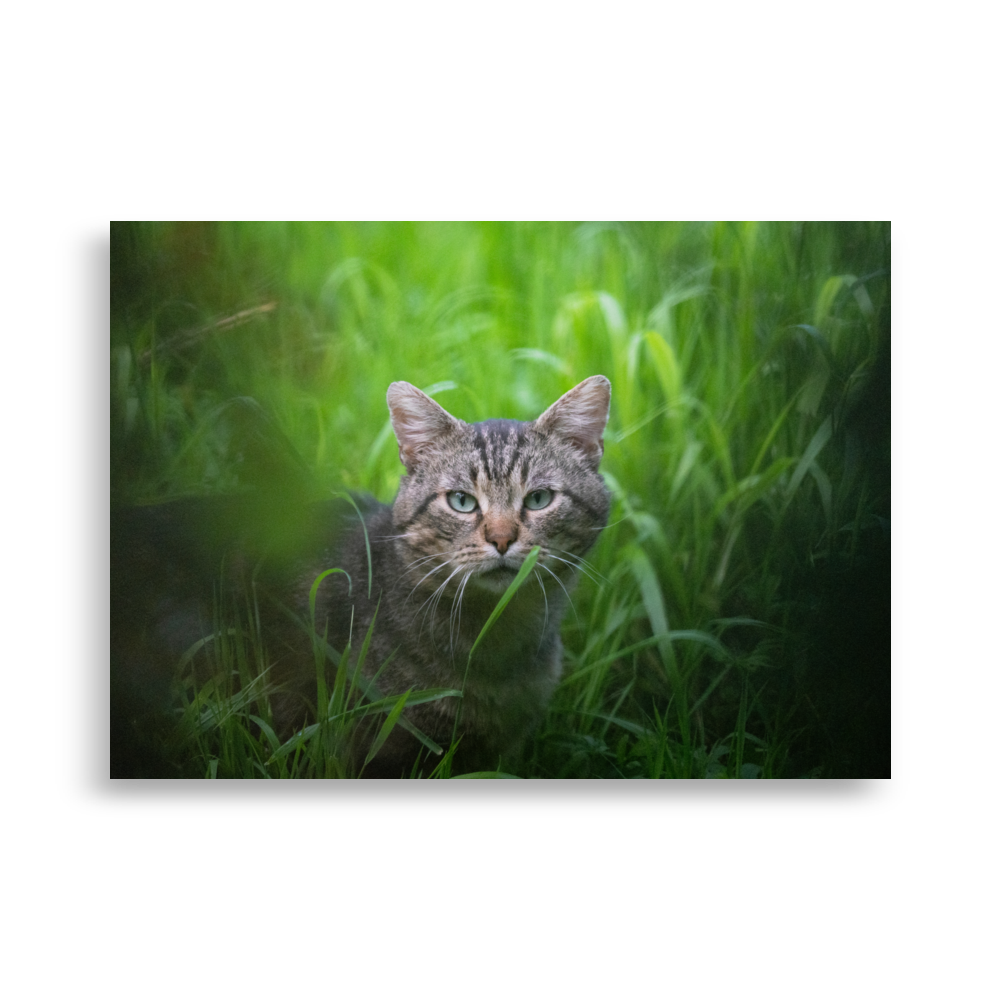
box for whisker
[449,569,473,653]
[533,568,550,651]
[419,564,465,641]
[402,548,463,573]
[405,559,455,604]
[401,545,476,574]
[546,550,606,587]
[550,546,607,577]
[400,546,478,601]
[538,562,580,626]
[417,580,448,642]
[427,577,455,642]
[404,551,449,571]
[585,516,629,531]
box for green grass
[111,221,890,778]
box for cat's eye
[446,490,478,513]
[524,488,553,510]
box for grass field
[111,221,890,778]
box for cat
[111,375,612,778]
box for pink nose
[485,522,518,555]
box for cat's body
[111,376,612,778]
[276,502,567,776]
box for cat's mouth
[475,558,521,583]
[470,560,520,593]
[481,562,517,576]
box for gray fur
[275,376,612,776]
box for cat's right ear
[386,382,461,473]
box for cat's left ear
[535,375,611,469]
[387,381,462,473]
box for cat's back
[111,494,363,720]
[290,498,397,644]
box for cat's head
[386,377,612,593]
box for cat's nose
[485,520,518,555]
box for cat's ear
[387,382,462,472]
[535,375,611,469]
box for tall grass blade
[749,389,803,476]
[334,492,373,598]
[364,690,411,766]
[643,331,682,408]
[785,414,833,508]
[623,544,671,666]
[249,714,280,755]
[309,567,351,623]
[466,546,542,664]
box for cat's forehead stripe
[471,419,531,482]
[472,428,493,480]
[505,423,529,477]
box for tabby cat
[273,375,612,776]
[111,376,611,777]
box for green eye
[447,491,478,513]
[524,488,553,510]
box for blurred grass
[111,221,890,778]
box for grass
[111,221,890,778]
